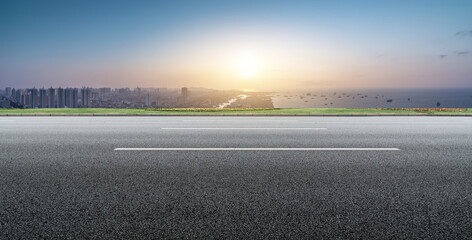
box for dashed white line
[114,148,399,151]
[161,128,327,130]
[182,120,300,122]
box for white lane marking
[182,120,300,122]
[114,148,399,151]
[161,128,327,130]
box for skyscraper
[11,88,16,102]
[181,87,188,98]
[72,89,78,108]
[29,88,38,108]
[99,88,111,97]
[24,92,30,106]
[39,88,47,108]
[65,88,71,108]
[181,87,188,105]
[5,87,11,97]
[81,88,91,107]
[15,89,22,104]
[65,88,78,108]
[145,94,151,107]
[48,87,55,108]
[20,91,26,105]
[64,88,78,108]
[57,87,65,108]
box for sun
[241,68,256,78]
[236,51,259,79]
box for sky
[0,0,471,90]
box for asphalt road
[1,117,471,239]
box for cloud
[439,54,448,59]
[456,30,472,37]
[455,51,470,56]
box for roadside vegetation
[0,108,470,115]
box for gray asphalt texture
[1,117,471,239]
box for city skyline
[1,85,269,109]
[1,0,472,90]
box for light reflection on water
[218,95,248,108]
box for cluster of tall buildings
[2,87,91,108]
[0,86,250,109]
[1,86,193,108]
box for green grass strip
[0,108,470,115]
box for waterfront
[270,88,472,108]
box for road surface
[1,117,471,238]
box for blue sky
[1,0,471,89]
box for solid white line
[161,128,327,130]
[114,148,399,151]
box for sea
[270,88,472,108]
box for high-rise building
[181,87,188,105]
[145,94,151,107]
[15,89,22,104]
[29,88,38,108]
[81,88,91,107]
[65,88,71,107]
[65,88,78,108]
[57,87,65,108]
[5,87,11,97]
[48,87,55,108]
[99,88,111,96]
[20,91,26,105]
[11,88,16,102]
[181,87,188,98]
[39,88,47,108]
[23,92,30,106]
[72,89,78,108]
[118,88,130,95]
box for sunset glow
[1,1,471,91]
[236,51,260,79]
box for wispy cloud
[456,30,472,37]
[439,54,448,59]
[455,51,470,56]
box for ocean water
[270,88,472,108]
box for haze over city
[1,0,471,90]
[3,1,472,239]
